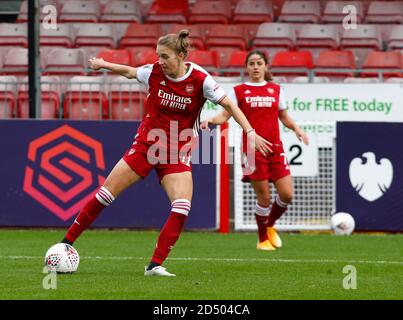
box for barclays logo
[349,152,393,202]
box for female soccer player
[58,32,272,276]
[201,51,309,251]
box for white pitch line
[2,255,403,265]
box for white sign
[281,83,403,122]
[282,131,318,177]
[203,82,403,123]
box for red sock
[150,199,190,265]
[64,187,114,243]
[267,197,288,227]
[255,203,270,242]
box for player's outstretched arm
[88,57,138,79]
[219,96,273,156]
[278,110,309,145]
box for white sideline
[2,255,403,265]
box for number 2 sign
[281,131,319,177]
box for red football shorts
[242,142,291,182]
[122,139,192,182]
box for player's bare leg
[145,171,193,276]
[102,159,143,197]
[273,175,293,205]
[250,180,275,250]
[62,159,142,244]
[266,174,293,248]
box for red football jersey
[135,62,226,154]
[230,81,286,147]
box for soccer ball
[330,212,355,235]
[44,243,80,273]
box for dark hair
[157,30,190,59]
[245,50,273,81]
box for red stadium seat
[206,25,247,51]
[321,1,364,24]
[386,25,403,51]
[271,51,313,77]
[189,0,232,24]
[74,23,115,59]
[135,50,158,67]
[365,1,403,24]
[40,23,74,48]
[361,51,402,78]
[119,23,161,50]
[253,23,295,58]
[100,0,142,23]
[296,24,339,50]
[314,50,356,80]
[145,0,189,24]
[165,24,205,50]
[74,23,115,49]
[228,50,249,68]
[3,48,29,76]
[97,49,132,65]
[233,0,273,24]
[126,48,158,67]
[106,76,148,120]
[296,24,339,59]
[63,76,108,120]
[44,48,87,76]
[278,0,321,23]
[242,24,261,48]
[0,23,28,47]
[340,24,382,67]
[17,0,59,23]
[211,48,237,69]
[59,0,100,23]
[0,76,17,118]
[223,50,249,76]
[17,76,61,119]
[272,0,286,17]
[187,50,219,72]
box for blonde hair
[157,30,190,59]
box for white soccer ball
[44,243,80,273]
[330,212,355,235]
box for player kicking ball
[202,51,309,251]
[55,31,271,276]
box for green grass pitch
[0,229,402,300]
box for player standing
[202,51,309,251]
[57,32,272,276]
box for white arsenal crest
[267,88,274,94]
[185,84,194,93]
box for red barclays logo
[23,125,106,221]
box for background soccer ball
[44,243,80,273]
[330,212,355,235]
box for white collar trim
[245,81,267,86]
[165,62,193,82]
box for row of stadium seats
[16,0,403,24]
[5,21,401,49]
[1,74,403,121]
[0,75,147,120]
[1,47,402,79]
[1,21,403,67]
